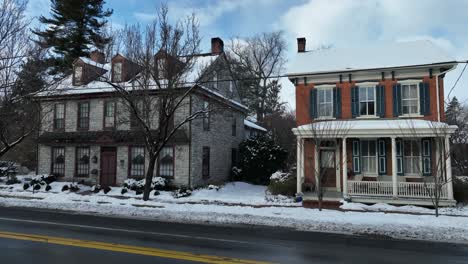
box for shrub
[123,177,167,193]
[6,175,20,185]
[172,187,192,198]
[45,185,52,192]
[121,188,128,195]
[91,185,101,193]
[268,171,296,197]
[153,190,160,196]
[454,177,468,203]
[236,135,288,185]
[23,183,30,190]
[61,185,69,192]
[103,186,111,194]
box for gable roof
[287,40,457,76]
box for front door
[100,147,117,186]
[320,149,336,188]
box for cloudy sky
[27,0,468,110]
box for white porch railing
[348,181,449,199]
[348,181,393,197]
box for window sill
[315,117,336,121]
[356,115,379,119]
[399,114,424,118]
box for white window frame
[74,66,83,85]
[400,80,420,116]
[113,62,122,82]
[361,139,378,175]
[403,139,422,176]
[316,86,334,119]
[358,86,376,117]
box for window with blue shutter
[333,87,342,118]
[376,85,386,117]
[422,139,432,176]
[378,139,387,175]
[392,83,402,117]
[396,139,404,176]
[351,86,359,118]
[419,82,430,116]
[352,139,361,174]
[310,89,317,119]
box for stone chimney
[297,37,306,53]
[211,37,224,55]
[90,50,105,64]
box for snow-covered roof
[77,57,110,71]
[244,119,267,132]
[293,119,457,138]
[288,40,457,76]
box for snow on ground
[1,176,468,243]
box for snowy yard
[0,175,468,243]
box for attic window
[157,58,166,79]
[212,71,218,89]
[113,62,122,82]
[74,66,83,85]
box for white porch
[293,119,458,206]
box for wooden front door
[320,149,336,188]
[100,147,117,186]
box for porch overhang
[292,119,458,138]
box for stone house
[288,38,458,206]
[35,38,248,188]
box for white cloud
[280,0,468,109]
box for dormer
[72,51,108,86]
[154,50,184,80]
[111,54,140,83]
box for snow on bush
[208,185,220,191]
[270,171,291,183]
[124,177,166,191]
[172,187,192,198]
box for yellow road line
[0,231,272,264]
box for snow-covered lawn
[1,175,468,243]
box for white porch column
[342,137,348,197]
[296,137,304,195]
[391,137,398,198]
[445,136,454,200]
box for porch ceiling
[293,119,457,138]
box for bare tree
[228,32,286,122]
[295,121,351,210]
[99,5,230,201]
[0,0,35,159]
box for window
[157,58,166,79]
[159,146,174,178]
[129,146,145,178]
[74,66,83,85]
[317,88,333,118]
[231,118,237,136]
[113,62,122,82]
[359,86,375,116]
[229,80,234,93]
[401,83,419,115]
[212,71,218,89]
[320,150,335,168]
[104,101,116,128]
[203,101,210,131]
[202,147,210,178]
[51,147,65,177]
[77,102,90,130]
[54,103,65,130]
[403,140,421,175]
[130,101,144,129]
[361,140,377,174]
[75,147,90,177]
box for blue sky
[26,0,468,110]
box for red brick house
[288,38,458,206]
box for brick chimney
[297,37,306,53]
[90,50,105,64]
[211,37,224,55]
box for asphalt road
[0,206,467,264]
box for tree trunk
[143,154,158,201]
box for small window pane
[52,147,65,177]
[76,147,90,177]
[159,147,174,178]
[130,147,145,178]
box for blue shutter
[352,139,361,174]
[396,139,404,176]
[378,139,387,175]
[376,85,385,117]
[419,82,430,116]
[310,89,317,119]
[351,86,359,118]
[393,83,402,117]
[422,139,432,176]
[333,87,342,118]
